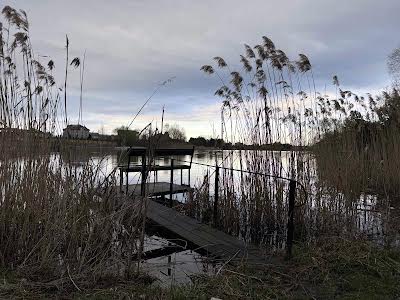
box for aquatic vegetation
[0,6,146,285]
[194,36,400,250]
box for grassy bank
[1,238,399,299]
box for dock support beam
[141,154,146,196]
[119,168,123,192]
[126,155,130,194]
[286,180,296,259]
[169,159,174,207]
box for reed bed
[186,36,400,251]
[0,6,147,293]
[0,137,146,281]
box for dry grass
[192,36,400,252]
[0,6,147,292]
[0,134,147,288]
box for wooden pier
[118,146,278,265]
[145,198,271,264]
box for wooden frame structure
[118,146,194,206]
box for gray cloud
[4,0,400,136]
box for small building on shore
[63,124,90,139]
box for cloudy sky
[4,0,400,137]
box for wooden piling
[126,155,130,194]
[140,154,146,196]
[119,168,123,192]
[286,180,296,258]
[214,164,219,227]
[169,159,174,207]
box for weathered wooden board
[145,199,276,265]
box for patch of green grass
[171,238,400,299]
[1,238,399,299]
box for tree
[166,123,186,141]
[113,126,140,146]
[189,136,207,146]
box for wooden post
[286,180,296,259]
[125,171,128,194]
[180,169,183,185]
[213,164,219,227]
[167,249,172,276]
[126,154,131,194]
[141,154,146,196]
[169,159,174,207]
[119,168,123,192]
[189,146,194,186]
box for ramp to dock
[146,199,275,265]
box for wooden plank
[127,182,192,196]
[153,147,194,156]
[149,213,260,262]
[145,199,269,263]
[123,146,194,157]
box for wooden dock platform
[116,146,277,264]
[145,199,275,264]
[127,182,192,197]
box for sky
[3,0,400,137]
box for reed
[191,36,400,251]
[0,6,146,288]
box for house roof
[64,124,90,131]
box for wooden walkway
[145,199,276,264]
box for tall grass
[189,36,400,250]
[0,139,145,280]
[0,6,146,288]
[0,6,59,131]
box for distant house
[63,124,90,139]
